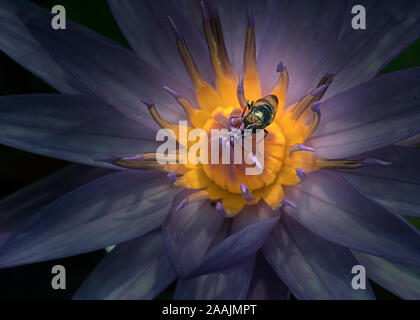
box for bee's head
[244,112,263,128]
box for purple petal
[185,0,282,75]
[74,230,176,300]
[163,190,226,278]
[174,257,255,300]
[322,0,420,99]
[353,250,420,300]
[308,67,420,158]
[230,202,278,233]
[163,197,278,278]
[398,133,420,147]
[0,94,157,167]
[0,171,178,268]
[339,146,420,217]
[108,0,214,86]
[262,213,375,299]
[20,11,193,129]
[0,164,111,245]
[0,0,87,94]
[257,0,346,104]
[204,0,247,75]
[246,253,290,300]
[191,211,279,277]
[284,170,420,267]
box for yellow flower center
[105,2,373,217]
[176,72,322,215]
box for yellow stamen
[271,65,289,110]
[201,1,237,106]
[187,190,210,203]
[113,157,186,174]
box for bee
[230,94,278,138]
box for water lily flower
[0,0,420,300]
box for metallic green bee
[230,94,279,137]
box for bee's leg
[254,129,267,146]
[241,103,249,118]
[229,116,243,128]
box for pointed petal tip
[204,0,219,18]
[246,4,255,28]
[175,197,189,212]
[201,0,218,20]
[325,72,336,79]
[168,16,182,41]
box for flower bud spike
[316,72,336,88]
[216,202,228,218]
[311,84,329,98]
[175,197,189,212]
[289,144,316,156]
[167,172,177,185]
[141,99,154,110]
[163,86,181,100]
[295,168,307,183]
[163,86,195,117]
[276,61,286,73]
[142,99,178,131]
[282,199,297,209]
[240,183,258,204]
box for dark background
[0,0,419,300]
